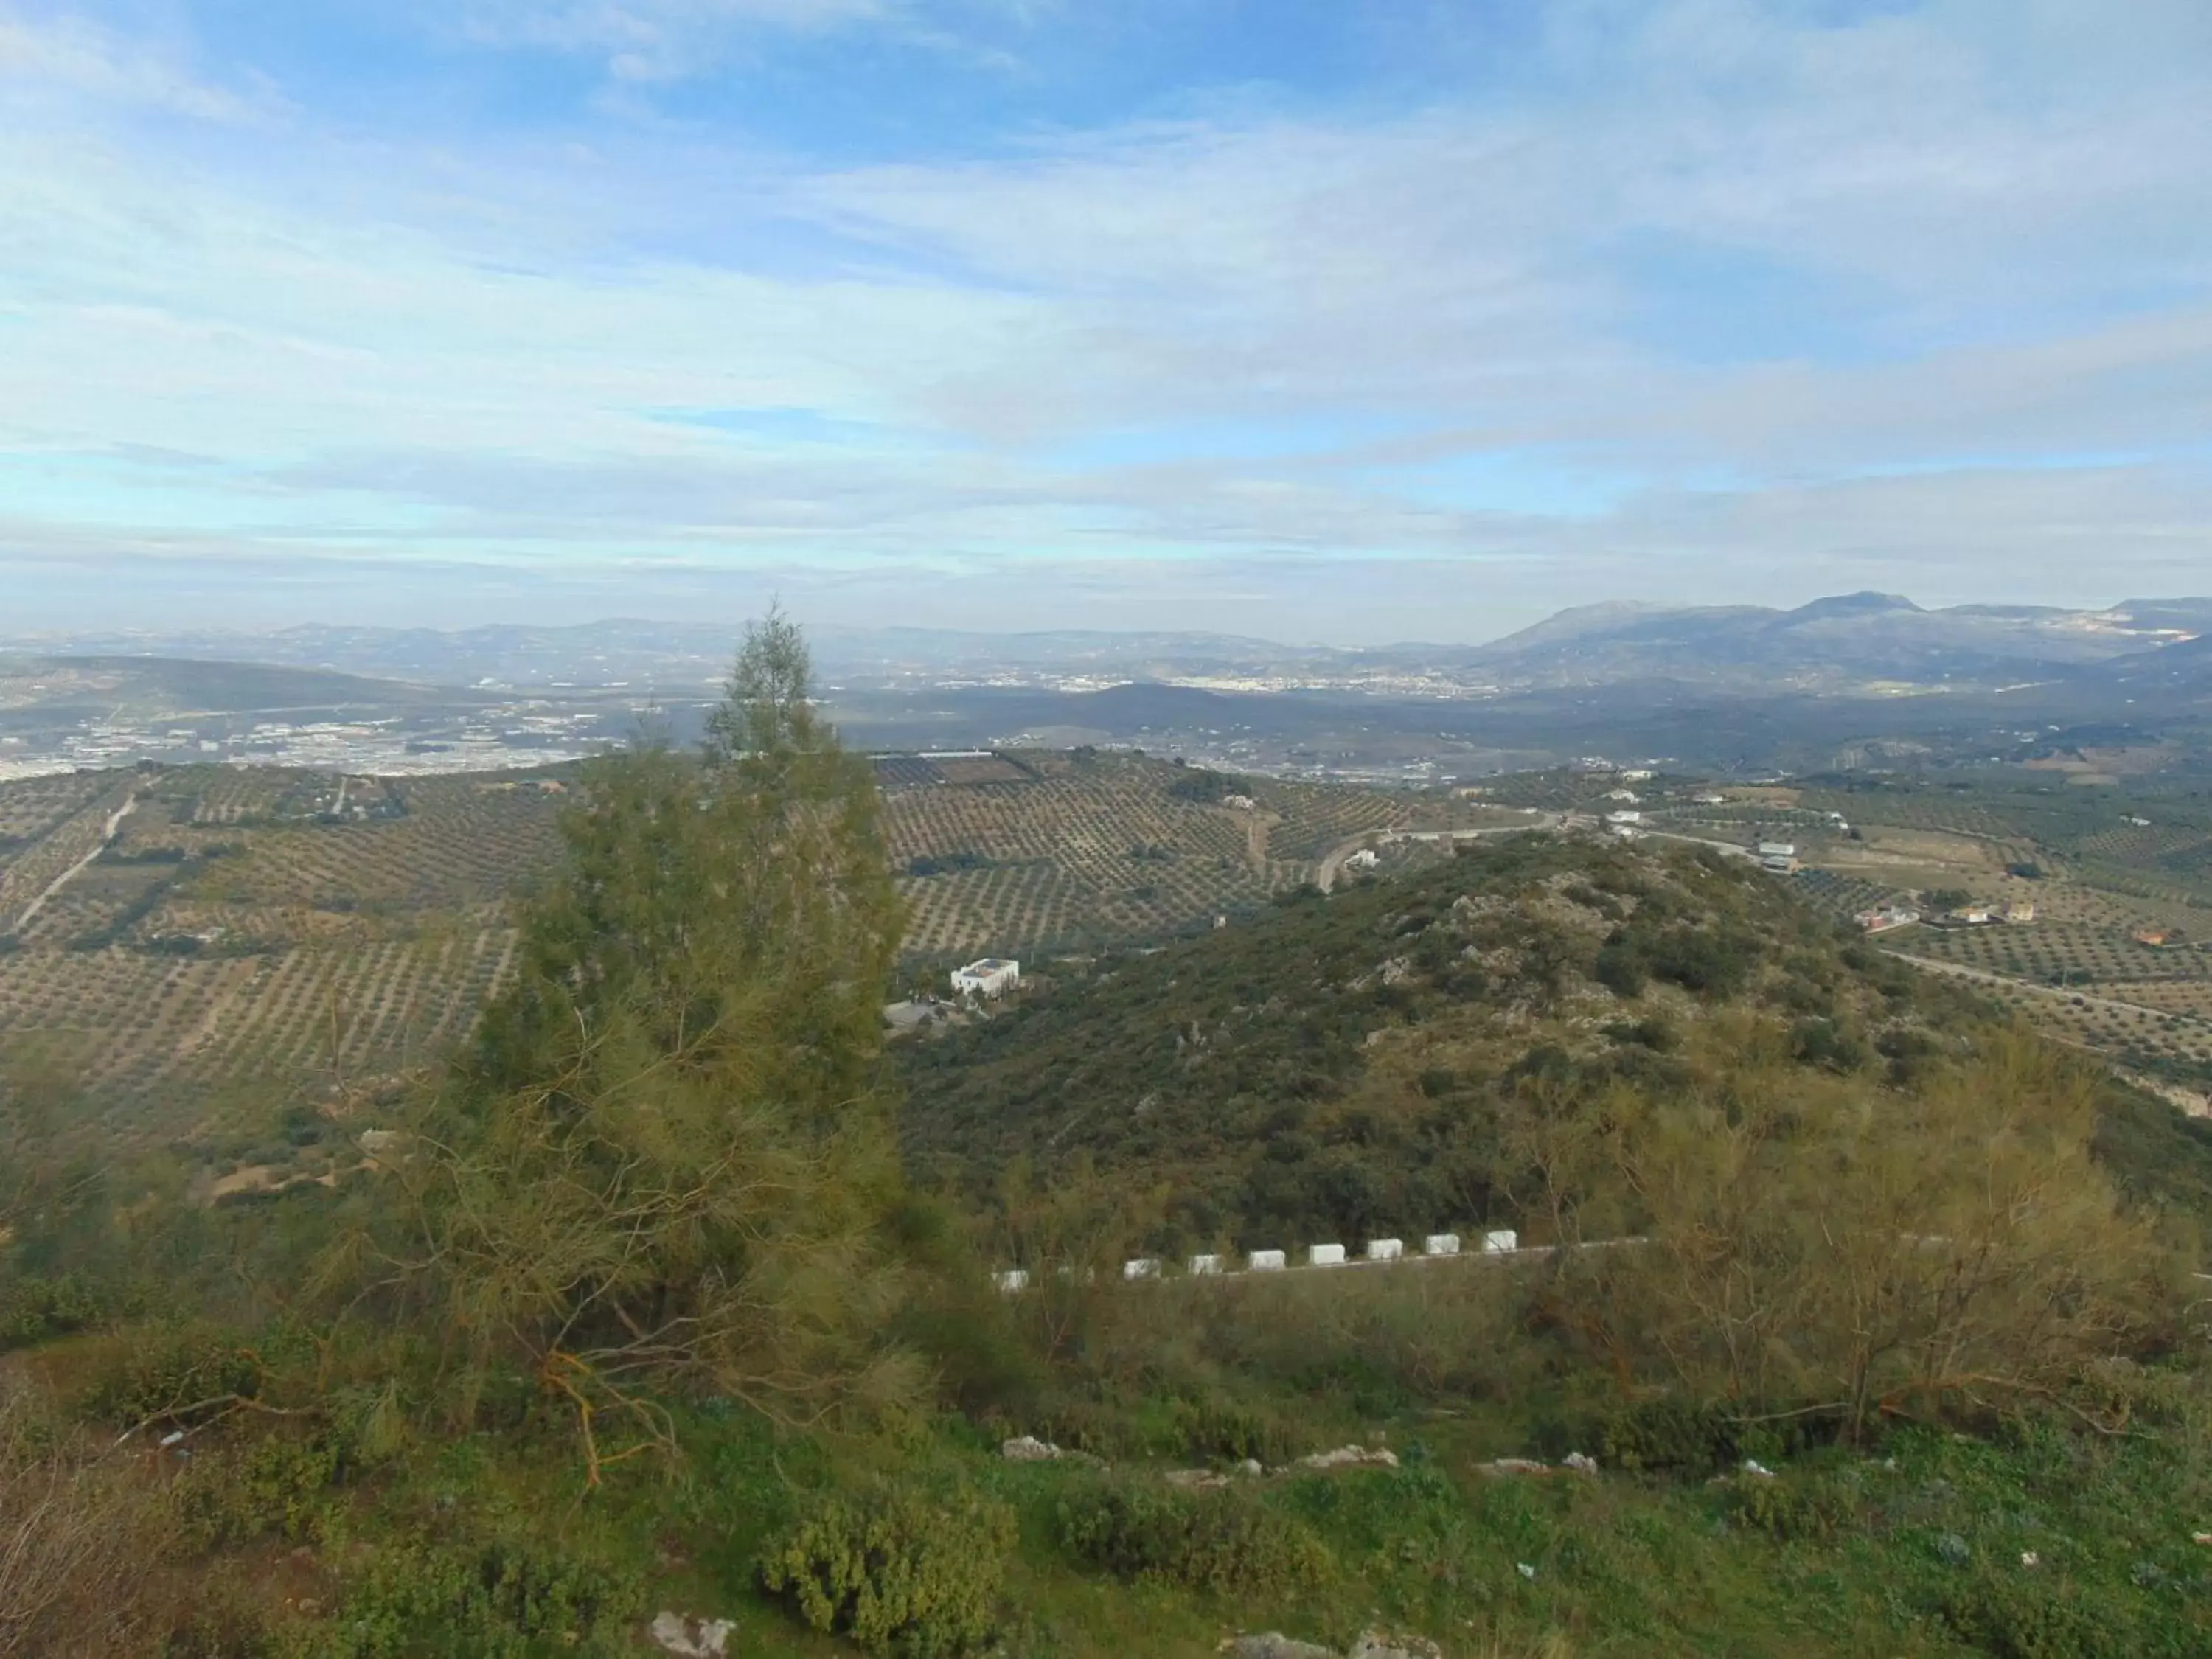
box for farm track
[6,791,138,935]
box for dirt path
[5,790,137,936]
[1245,810,1276,874]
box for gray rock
[649,1612,734,1656]
[1297,1444,1399,1472]
[1001,1434,1065,1461]
[1474,1458,1550,1477]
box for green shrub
[1644,927,1754,996]
[1938,1569,2134,1659]
[174,1430,348,1548]
[1593,943,1645,998]
[1599,1397,1846,1475]
[1727,1470,1856,1541]
[77,1323,260,1430]
[1055,1475,1330,1594]
[0,1270,114,1350]
[1790,1017,1869,1074]
[1173,1394,1297,1464]
[308,1540,644,1659]
[759,1479,1015,1658]
[1599,1398,1739,1475]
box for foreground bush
[291,1540,644,1659]
[1055,1475,1331,1594]
[759,1479,1015,1658]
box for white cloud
[3,0,2211,633]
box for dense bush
[1172,1393,1298,1464]
[1597,1397,1743,1475]
[1726,1467,1860,1542]
[1054,1475,1330,1594]
[1164,768,1237,804]
[307,1540,644,1659]
[0,1271,114,1351]
[759,1480,1015,1658]
[175,1430,349,1548]
[1938,1569,2135,1659]
[74,1323,261,1430]
[1593,942,1646,997]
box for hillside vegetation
[904,832,2212,1250]
[0,627,2209,1658]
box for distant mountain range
[1439,592,2212,692]
[8,593,2212,780]
[0,653,468,723]
[8,593,2208,699]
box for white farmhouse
[951,957,1021,998]
[1604,810,1642,824]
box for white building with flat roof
[951,957,1020,998]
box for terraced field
[1781,779,2212,1093]
[1,754,1464,1175]
[881,751,1453,958]
[15,751,2208,1177]
[0,765,561,1175]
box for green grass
[95,1375,2212,1658]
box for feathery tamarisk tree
[352,614,919,1477]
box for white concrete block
[1123,1257,1161,1280]
[1187,1253,1224,1276]
[1366,1237,1403,1261]
[993,1269,1029,1293]
[1308,1243,1347,1267]
[1424,1233,1461,1256]
[1248,1248,1287,1272]
[1483,1229,1518,1254]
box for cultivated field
[12,753,2209,1184]
[0,765,563,1179]
[1,753,1467,1179]
[1777,777,2212,1093]
[880,751,1461,958]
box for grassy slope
[41,1349,2204,1658]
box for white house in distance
[951,957,1020,998]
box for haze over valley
[11,590,2212,785]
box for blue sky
[2,0,2210,641]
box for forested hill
[900,833,2212,1252]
